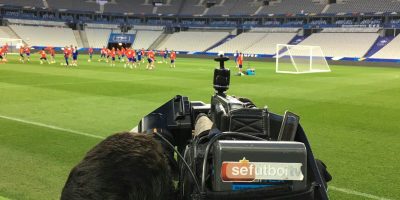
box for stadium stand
[298,32,380,58]
[209,32,268,53]
[325,0,400,14]
[85,28,111,48]
[229,0,263,15]
[0,27,13,38]
[104,0,153,14]
[157,31,229,52]
[156,0,183,15]
[9,25,78,47]
[370,35,400,59]
[257,0,326,15]
[179,0,206,16]
[47,0,98,11]
[244,33,297,55]
[205,0,236,16]
[131,30,163,49]
[0,0,44,7]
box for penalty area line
[330,186,392,200]
[0,114,105,140]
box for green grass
[0,54,399,200]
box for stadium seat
[85,28,112,48]
[157,31,229,52]
[10,25,78,47]
[298,33,380,58]
[132,30,163,50]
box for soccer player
[117,48,122,62]
[110,47,116,67]
[72,46,79,66]
[88,47,93,62]
[159,49,165,64]
[0,46,7,63]
[124,48,135,69]
[0,47,5,63]
[99,46,106,62]
[170,50,176,68]
[137,49,142,65]
[19,46,25,63]
[163,48,168,63]
[237,52,244,75]
[234,50,239,68]
[141,48,146,64]
[146,49,156,70]
[25,45,31,62]
[106,48,111,63]
[121,47,126,62]
[3,43,8,58]
[50,47,56,63]
[39,48,50,64]
[45,46,56,64]
[133,49,138,68]
[63,46,71,66]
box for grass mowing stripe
[0,196,11,200]
[330,186,392,200]
[0,115,105,140]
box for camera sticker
[221,157,304,182]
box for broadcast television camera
[135,53,331,200]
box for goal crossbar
[276,44,331,74]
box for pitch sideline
[0,114,393,200]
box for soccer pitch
[0,54,399,200]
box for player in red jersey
[0,47,6,63]
[19,46,25,63]
[39,48,50,64]
[99,46,106,62]
[45,46,56,64]
[3,43,9,58]
[24,45,31,62]
[110,47,116,67]
[121,47,126,62]
[124,48,134,69]
[62,46,71,66]
[88,47,94,62]
[170,50,176,68]
[106,48,111,63]
[146,50,156,70]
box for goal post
[0,38,24,54]
[276,44,331,74]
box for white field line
[330,186,392,200]
[0,115,105,140]
[0,115,394,200]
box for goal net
[0,38,24,54]
[276,44,331,74]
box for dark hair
[61,132,174,200]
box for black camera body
[135,55,330,200]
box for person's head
[61,132,174,200]
[42,48,45,50]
